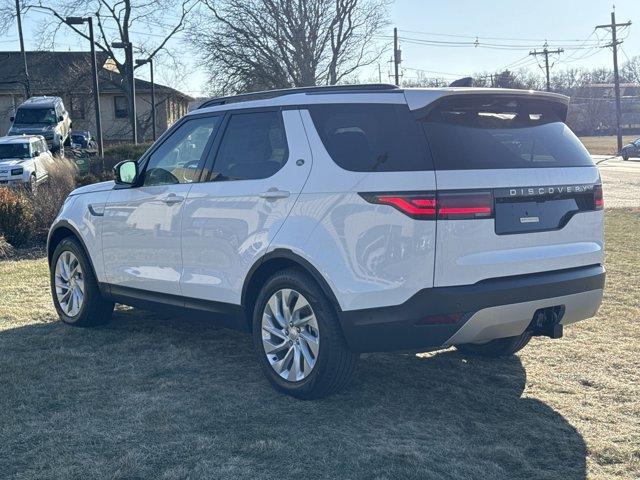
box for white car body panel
[180,110,312,304]
[102,184,193,295]
[266,109,437,311]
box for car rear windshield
[0,143,30,159]
[308,103,433,172]
[421,96,594,169]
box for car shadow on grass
[0,307,586,480]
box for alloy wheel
[261,288,320,382]
[54,251,85,317]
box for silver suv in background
[8,96,72,156]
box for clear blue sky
[3,0,639,96]
[385,0,639,84]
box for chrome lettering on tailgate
[495,184,596,199]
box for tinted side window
[143,116,221,186]
[212,111,288,181]
[308,104,433,172]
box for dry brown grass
[0,210,638,479]
[578,135,637,155]
[29,158,77,237]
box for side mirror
[114,160,138,185]
[32,151,40,157]
[9,116,14,122]
[58,115,64,122]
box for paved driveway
[593,156,640,208]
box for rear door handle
[259,189,290,200]
[161,193,184,205]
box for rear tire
[50,237,114,327]
[252,269,359,399]
[456,333,531,358]
[622,153,629,161]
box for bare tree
[1,0,197,136]
[190,0,389,95]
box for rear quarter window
[308,103,433,172]
[421,96,594,170]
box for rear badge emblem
[520,216,540,224]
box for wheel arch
[241,249,342,330]
[47,222,98,281]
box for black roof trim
[198,84,400,109]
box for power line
[396,28,605,44]
[529,42,564,91]
[595,10,632,153]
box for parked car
[47,85,605,399]
[70,131,94,149]
[0,135,55,191]
[621,138,640,160]
[8,96,72,156]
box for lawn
[579,135,637,155]
[1,210,639,480]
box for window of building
[114,96,128,119]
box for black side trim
[104,284,245,330]
[338,265,605,353]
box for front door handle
[161,193,184,205]
[259,188,290,200]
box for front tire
[252,269,359,399]
[50,237,114,327]
[456,333,531,358]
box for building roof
[0,51,192,100]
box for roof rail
[197,83,400,109]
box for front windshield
[0,143,30,159]
[14,108,57,124]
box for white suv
[48,85,605,399]
[0,135,55,191]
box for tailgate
[433,167,603,287]
[418,93,605,287]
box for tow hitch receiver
[530,306,565,339]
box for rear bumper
[338,265,605,353]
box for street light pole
[66,16,104,160]
[136,57,156,141]
[112,41,137,144]
[15,0,31,98]
[87,18,104,159]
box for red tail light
[360,191,494,220]
[362,193,436,219]
[594,184,604,210]
[437,191,494,219]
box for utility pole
[112,41,137,144]
[66,16,104,159]
[529,42,563,92]
[378,63,382,83]
[15,0,31,98]
[393,27,401,86]
[136,57,156,141]
[596,10,632,154]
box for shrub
[0,234,15,259]
[97,143,151,175]
[0,188,35,247]
[29,158,77,236]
